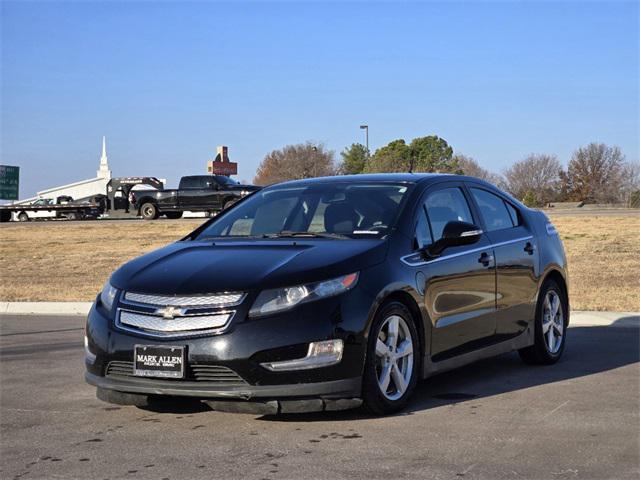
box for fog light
[260,340,344,371]
[84,335,96,364]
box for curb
[570,311,639,328]
[0,302,92,316]
[0,303,638,328]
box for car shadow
[138,397,211,414]
[260,325,639,422]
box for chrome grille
[105,361,248,385]
[119,310,231,333]
[124,291,245,307]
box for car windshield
[195,182,412,239]
[216,176,239,186]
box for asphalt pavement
[1,314,638,480]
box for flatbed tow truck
[0,197,102,222]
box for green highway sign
[0,165,20,200]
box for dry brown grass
[547,213,640,312]
[1,214,638,311]
[0,220,203,303]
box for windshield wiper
[263,230,349,240]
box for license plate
[134,345,185,379]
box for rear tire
[0,211,10,222]
[141,202,159,220]
[519,279,567,365]
[362,301,419,415]
[17,212,29,222]
[223,200,237,211]
[66,212,78,221]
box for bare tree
[504,154,562,205]
[254,142,336,186]
[619,160,640,205]
[454,154,504,187]
[560,143,625,203]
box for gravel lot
[1,314,638,480]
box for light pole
[359,125,369,156]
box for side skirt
[421,326,534,379]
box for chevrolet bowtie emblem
[156,306,184,319]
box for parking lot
[1,314,638,480]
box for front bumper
[85,287,372,406]
[86,371,361,400]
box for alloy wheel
[375,314,414,401]
[542,290,564,354]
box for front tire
[141,202,159,220]
[362,301,419,415]
[519,279,567,365]
[17,212,29,222]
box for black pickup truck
[132,175,261,220]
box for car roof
[272,172,463,187]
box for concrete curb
[0,302,92,316]
[0,303,638,328]
[570,311,639,328]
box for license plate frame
[133,345,185,379]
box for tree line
[253,135,640,207]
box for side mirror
[424,221,483,257]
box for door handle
[524,242,535,255]
[478,252,494,267]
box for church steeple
[97,136,112,179]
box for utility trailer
[0,197,102,222]
[100,177,165,218]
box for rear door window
[181,177,198,189]
[470,187,517,231]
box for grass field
[1,213,638,311]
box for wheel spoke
[553,323,563,337]
[391,363,407,394]
[544,295,552,313]
[547,328,556,352]
[542,318,552,334]
[376,339,388,358]
[551,294,560,319]
[379,364,392,392]
[387,316,399,349]
[396,339,413,358]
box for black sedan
[85,173,569,415]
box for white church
[19,137,112,204]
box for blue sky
[2,1,638,197]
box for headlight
[249,272,359,317]
[100,281,119,312]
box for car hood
[111,238,387,295]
